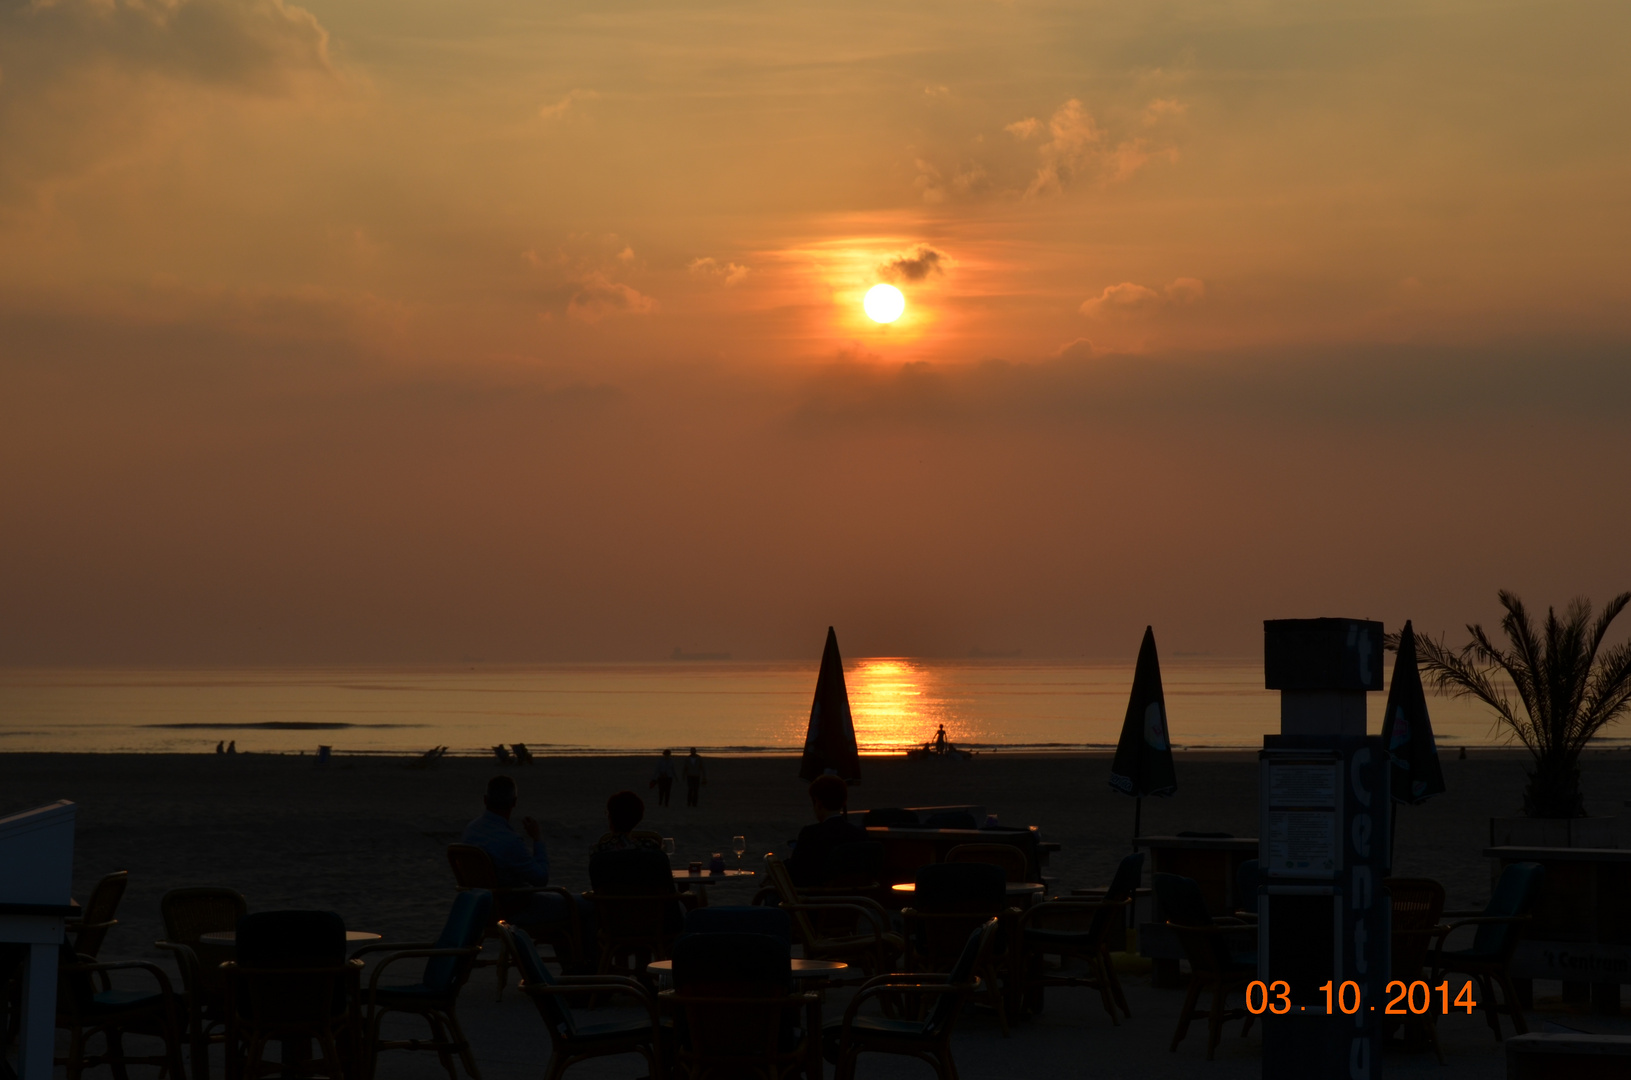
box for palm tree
[1413,590,1631,818]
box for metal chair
[1430,862,1543,1042]
[586,848,693,979]
[499,922,663,1080]
[824,918,999,1080]
[764,854,902,981]
[661,931,820,1080]
[447,843,580,999]
[358,890,492,1080]
[155,885,249,1080]
[1153,872,1257,1060]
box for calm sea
[0,658,1531,756]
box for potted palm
[1412,591,1631,845]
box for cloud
[1054,338,1099,360]
[1005,117,1041,140]
[1079,277,1205,318]
[878,245,949,283]
[566,272,656,322]
[688,257,750,286]
[539,89,598,120]
[1143,98,1187,124]
[913,159,988,204]
[923,84,950,98]
[1024,99,1102,197]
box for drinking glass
[662,837,676,857]
[732,834,747,867]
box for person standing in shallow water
[651,748,676,807]
[684,747,707,807]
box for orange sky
[2,0,1629,663]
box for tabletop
[646,958,847,977]
[199,930,382,944]
[891,882,1045,896]
[672,869,757,880]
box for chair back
[1105,851,1145,903]
[765,854,822,947]
[498,922,575,1038]
[914,862,1006,913]
[1475,862,1544,958]
[821,841,884,888]
[447,844,502,890]
[73,870,129,958]
[671,932,790,993]
[924,918,998,1032]
[229,963,359,1031]
[1154,872,1235,973]
[160,885,248,997]
[945,844,1027,882]
[683,906,791,942]
[1386,877,1445,979]
[589,847,676,895]
[236,910,346,968]
[863,808,918,828]
[1235,860,1260,917]
[423,890,493,994]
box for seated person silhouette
[786,774,867,888]
[593,790,665,854]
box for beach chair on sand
[499,922,663,1080]
[447,845,581,1000]
[411,746,449,769]
[823,918,998,1080]
[357,890,492,1080]
[1153,873,1257,1060]
[512,744,534,765]
[492,745,514,764]
[1430,862,1544,1043]
[156,886,249,1080]
[67,870,129,961]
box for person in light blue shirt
[463,774,595,971]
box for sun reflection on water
[847,658,967,753]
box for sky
[2,0,1629,664]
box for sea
[0,657,1535,756]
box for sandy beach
[10,747,1631,957]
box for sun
[863,283,905,323]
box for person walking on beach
[683,747,707,807]
[650,749,676,807]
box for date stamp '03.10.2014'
[1245,980,1478,1017]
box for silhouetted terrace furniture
[1136,836,1258,986]
[155,885,249,1080]
[357,890,491,1080]
[681,905,791,942]
[586,848,695,979]
[823,918,998,1080]
[1431,861,1544,1042]
[902,862,1014,1036]
[447,843,579,999]
[222,910,362,1080]
[1020,851,1144,1022]
[1153,873,1256,1060]
[1384,877,1446,1062]
[499,922,663,1080]
[65,872,128,962]
[661,931,820,1080]
[860,819,1050,893]
[55,944,187,1080]
[765,854,902,981]
[821,841,886,895]
[1506,1032,1631,1079]
[945,844,1027,883]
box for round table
[199,930,382,945]
[647,958,846,979]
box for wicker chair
[1430,862,1543,1042]
[222,911,362,1080]
[824,918,998,1080]
[358,890,492,1080]
[660,931,820,1080]
[55,946,188,1080]
[155,885,248,1080]
[901,862,1015,1036]
[447,843,580,999]
[764,854,902,981]
[66,871,129,961]
[499,922,664,1080]
[1385,877,1446,1062]
[1153,873,1257,1060]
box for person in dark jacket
[786,774,866,887]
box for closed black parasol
[1109,626,1177,841]
[799,626,861,782]
[1381,620,1446,806]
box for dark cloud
[879,245,948,283]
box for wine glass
[662,837,676,858]
[732,834,747,869]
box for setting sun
[863,284,905,323]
